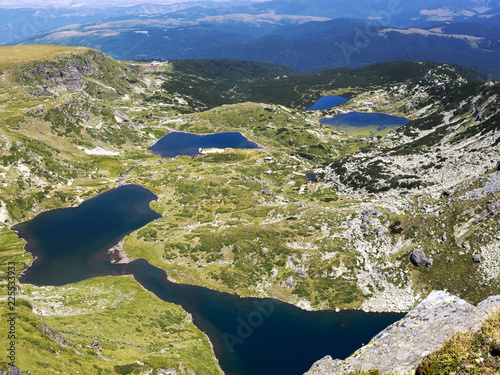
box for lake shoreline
[11,183,412,315]
[10,184,405,375]
[319,111,410,137]
[149,130,262,158]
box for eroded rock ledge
[306,291,500,375]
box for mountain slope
[0,45,224,375]
[15,18,500,77]
[151,59,484,113]
[1,45,499,375]
[0,45,153,222]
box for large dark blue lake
[320,112,410,136]
[13,185,404,375]
[149,131,260,158]
[305,95,350,111]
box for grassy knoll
[0,277,222,375]
[0,228,221,374]
[2,47,498,374]
[0,45,85,68]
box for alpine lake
[305,95,410,137]
[149,131,261,158]
[320,112,410,137]
[12,130,405,375]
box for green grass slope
[1,45,499,375]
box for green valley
[1,45,499,375]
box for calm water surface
[13,185,404,375]
[320,112,410,132]
[305,95,350,111]
[149,131,260,158]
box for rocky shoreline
[306,290,500,375]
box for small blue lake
[13,185,404,375]
[320,112,410,136]
[149,131,260,158]
[305,95,350,111]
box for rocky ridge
[307,290,500,375]
[311,78,500,313]
[18,48,142,97]
[325,78,500,194]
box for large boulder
[410,249,428,267]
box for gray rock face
[157,369,179,375]
[476,201,500,222]
[22,51,106,97]
[40,323,68,346]
[59,65,86,91]
[0,366,30,375]
[296,269,308,277]
[306,291,500,375]
[473,254,482,263]
[25,61,86,96]
[410,249,428,267]
[282,276,297,288]
[362,208,381,217]
[113,110,134,128]
[286,255,298,271]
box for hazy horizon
[0,0,267,8]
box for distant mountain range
[2,0,500,77]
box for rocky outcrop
[20,49,132,98]
[157,369,179,375]
[39,323,68,346]
[306,291,500,375]
[91,341,102,352]
[113,110,134,128]
[0,366,30,375]
[476,201,500,222]
[24,61,87,96]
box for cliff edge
[306,291,500,375]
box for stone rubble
[479,237,500,282]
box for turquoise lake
[13,185,404,375]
